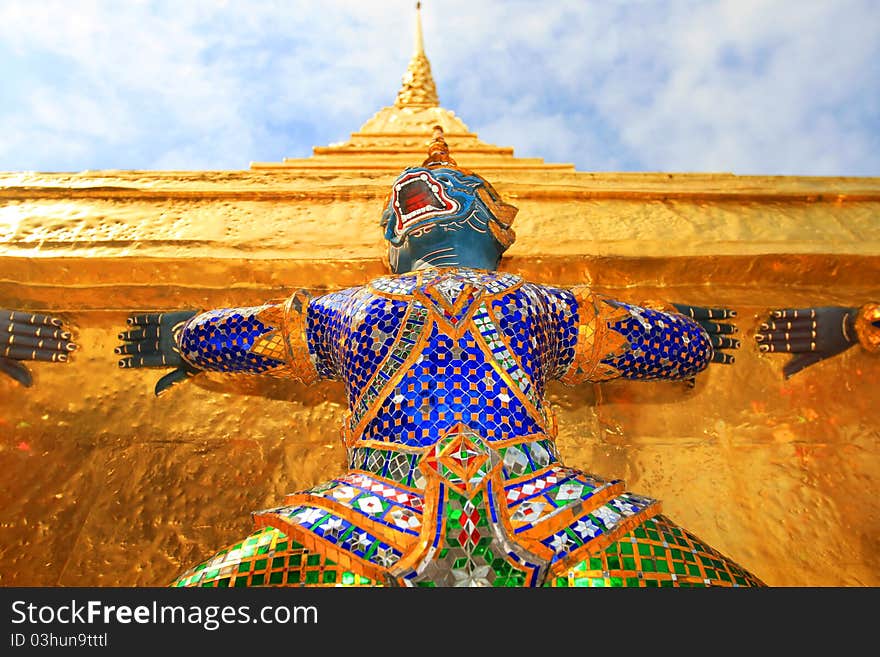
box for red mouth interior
[399,179,441,215]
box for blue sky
[0,0,877,175]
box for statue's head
[381,126,518,273]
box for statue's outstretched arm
[115,290,326,396]
[0,309,77,387]
[544,286,739,385]
[753,302,880,378]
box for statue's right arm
[116,289,347,396]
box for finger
[710,336,740,350]
[1,334,78,353]
[155,368,192,397]
[1,310,63,328]
[757,337,816,353]
[711,351,735,365]
[772,308,819,321]
[127,313,163,326]
[674,305,736,321]
[783,352,824,379]
[1,346,69,362]
[114,340,160,356]
[118,354,173,368]
[5,323,71,340]
[117,326,160,341]
[758,318,812,333]
[755,329,816,344]
[699,320,738,335]
[0,358,32,387]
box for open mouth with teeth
[392,171,459,234]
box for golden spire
[395,2,439,108]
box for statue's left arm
[538,285,739,384]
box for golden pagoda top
[394,2,439,107]
[251,3,574,172]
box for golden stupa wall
[1,161,878,588]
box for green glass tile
[620,543,634,555]
[642,560,655,572]
[589,557,602,570]
[358,576,371,585]
[438,548,449,558]
[644,579,659,587]
[205,568,220,579]
[307,554,321,567]
[287,571,301,584]
[453,557,469,569]
[254,559,267,571]
[201,582,214,588]
[720,571,732,583]
[623,557,636,570]
[607,556,620,569]
[684,552,696,562]
[705,568,717,580]
[674,562,686,575]
[305,571,319,584]
[342,572,355,585]
[656,561,669,574]
[573,577,590,587]
[237,563,249,574]
[269,572,283,585]
[257,545,270,555]
[647,530,660,541]
[416,581,436,587]
[638,544,651,557]
[653,545,666,557]
[194,563,207,572]
[217,578,230,588]
[555,577,568,587]
[591,578,605,587]
[251,574,265,585]
[289,554,301,567]
[626,577,640,587]
[670,549,682,560]
[606,544,619,554]
[276,541,288,552]
[609,577,623,587]
[660,579,674,588]
[634,527,647,539]
[326,557,336,566]
[234,577,249,588]
[323,571,337,584]
[574,559,588,571]
[735,576,747,585]
[688,564,701,576]
[272,557,285,569]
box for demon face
[381,166,517,274]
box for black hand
[671,304,740,365]
[0,309,78,386]
[754,306,858,379]
[116,310,200,396]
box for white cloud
[0,0,876,174]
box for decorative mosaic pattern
[349,445,425,489]
[257,504,403,568]
[360,322,541,446]
[496,439,559,479]
[472,303,544,418]
[172,527,379,587]
[505,469,617,532]
[402,486,537,587]
[601,300,713,380]
[350,303,428,426]
[547,514,765,587]
[179,306,285,373]
[306,287,360,379]
[540,492,657,561]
